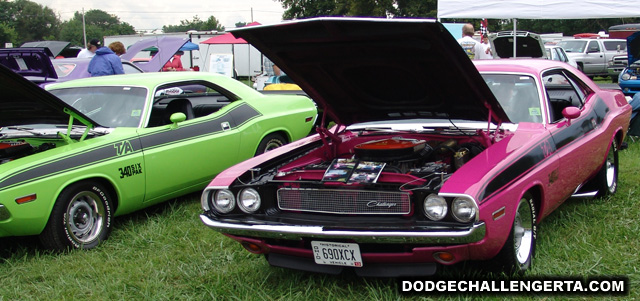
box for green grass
[1,142,639,299]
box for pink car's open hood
[231,17,509,126]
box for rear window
[603,41,626,51]
[557,40,586,53]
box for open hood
[627,31,640,66]
[0,63,99,128]
[489,31,547,59]
[231,18,508,125]
[0,48,58,80]
[21,41,71,58]
[121,36,189,72]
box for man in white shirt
[457,24,484,60]
[477,34,494,60]
[77,39,100,58]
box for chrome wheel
[66,191,106,244]
[514,199,534,265]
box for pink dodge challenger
[199,18,632,277]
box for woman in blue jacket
[88,46,125,77]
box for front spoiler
[199,214,486,244]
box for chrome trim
[199,214,486,244]
[438,192,480,222]
[571,191,598,198]
[0,204,10,221]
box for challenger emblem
[367,201,397,208]
[114,141,134,156]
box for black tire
[39,181,113,250]
[495,193,537,275]
[255,133,286,156]
[595,140,619,198]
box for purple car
[0,36,191,86]
[198,18,632,277]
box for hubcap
[514,199,533,264]
[66,191,105,244]
[606,150,616,190]
[264,139,283,152]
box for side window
[147,81,235,127]
[587,41,600,52]
[543,69,591,123]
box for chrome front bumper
[199,214,486,244]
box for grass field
[0,141,638,299]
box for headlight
[213,190,235,213]
[423,194,447,221]
[451,197,477,223]
[238,188,261,213]
[621,73,631,81]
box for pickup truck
[557,38,626,81]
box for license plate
[311,241,363,267]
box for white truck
[556,38,626,80]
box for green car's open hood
[0,63,99,129]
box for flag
[480,19,489,37]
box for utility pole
[82,8,87,48]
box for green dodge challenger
[0,65,317,250]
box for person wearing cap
[77,39,101,58]
[88,45,124,77]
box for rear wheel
[496,193,537,275]
[595,140,618,197]
[39,181,113,250]
[255,133,286,156]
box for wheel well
[69,177,119,213]
[263,130,290,143]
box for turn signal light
[15,194,37,204]
[241,241,266,254]
[434,252,455,263]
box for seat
[164,98,194,124]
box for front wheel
[39,181,113,250]
[255,133,286,156]
[496,193,537,275]
[595,140,618,197]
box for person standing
[457,23,484,60]
[77,39,101,58]
[108,41,126,56]
[88,45,124,77]
[162,51,185,71]
[477,34,494,60]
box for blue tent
[180,41,199,51]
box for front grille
[277,188,411,215]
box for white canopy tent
[437,0,640,57]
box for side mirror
[562,106,581,125]
[169,112,187,128]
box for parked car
[557,38,626,81]
[607,54,628,83]
[545,45,578,68]
[618,31,640,96]
[0,66,317,250]
[199,18,631,277]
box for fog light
[434,252,455,263]
[451,197,477,223]
[423,194,447,221]
[238,188,261,213]
[213,190,235,213]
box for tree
[0,22,18,47]
[0,0,59,45]
[163,15,224,33]
[59,9,135,47]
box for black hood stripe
[0,103,261,190]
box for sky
[30,0,286,31]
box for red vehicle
[199,18,631,277]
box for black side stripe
[480,96,609,201]
[0,103,261,191]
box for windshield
[557,40,586,53]
[482,74,542,124]
[49,86,148,128]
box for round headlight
[451,197,477,223]
[238,188,261,213]
[213,190,235,213]
[423,194,447,221]
[621,73,631,81]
